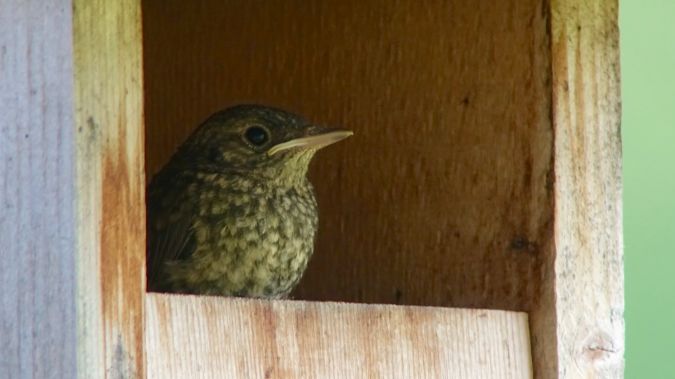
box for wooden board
[145,294,532,379]
[549,0,624,377]
[1,1,146,378]
[74,0,146,377]
[0,1,78,377]
[73,0,146,377]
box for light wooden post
[549,0,624,377]
[74,0,146,377]
[1,0,145,378]
[1,1,79,377]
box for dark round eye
[243,126,270,146]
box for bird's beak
[267,127,353,156]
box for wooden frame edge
[74,0,146,377]
[549,0,624,377]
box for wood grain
[146,294,532,379]
[549,0,624,377]
[74,0,146,378]
[0,1,78,377]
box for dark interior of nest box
[142,0,554,311]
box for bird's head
[176,104,352,186]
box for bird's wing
[146,172,198,291]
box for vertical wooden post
[0,0,145,378]
[74,0,145,377]
[0,1,78,378]
[548,0,624,377]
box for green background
[621,0,675,377]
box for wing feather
[146,170,198,291]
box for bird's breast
[193,176,319,297]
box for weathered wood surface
[0,0,145,378]
[549,0,624,377]
[73,0,146,378]
[0,1,78,378]
[146,294,532,379]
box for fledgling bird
[146,104,352,298]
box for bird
[146,104,352,298]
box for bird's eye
[243,126,270,147]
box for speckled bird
[146,105,352,298]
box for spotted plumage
[146,105,352,298]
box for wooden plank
[0,1,78,378]
[548,0,624,377]
[1,0,145,378]
[73,0,146,378]
[146,294,532,379]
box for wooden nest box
[2,0,623,378]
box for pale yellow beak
[267,129,353,156]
